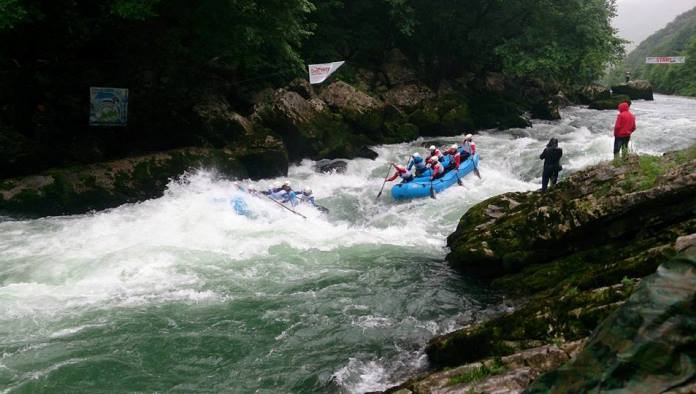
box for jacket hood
[618,102,630,112]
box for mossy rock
[588,94,631,110]
[0,147,259,217]
[409,106,441,135]
[441,103,475,132]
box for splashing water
[0,95,695,393]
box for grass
[617,154,672,192]
[448,358,506,386]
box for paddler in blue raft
[263,181,298,206]
[386,162,415,184]
[407,152,427,176]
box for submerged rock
[314,159,348,174]
[611,80,654,101]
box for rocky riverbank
[1,56,565,217]
[387,146,696,393]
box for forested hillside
[0,0,623,179]
[611,6,696,95]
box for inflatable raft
[391,153,480,200]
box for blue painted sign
[89,87,128,126]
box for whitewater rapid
[0,95,695,393]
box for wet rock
[354,146,379,160]
[526,254,696,393]
[314,159,348,174]
[0,146,288,217]
[447,151,696,279]
[611,80,654,101]
[387,341,584,394]
[530,99,561,121]
[676,233,696,256]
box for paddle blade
[430,184,436,199]
[473,167,482,179]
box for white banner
[646,56,686,64]
[308,61,345,84]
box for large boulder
[447,150,696,279]
[382,83,436,111]
[194,97,255,147]
[576,84,611,104]
[0,145,287,217]
[531,98,561,121]
[526,253,696,393]
[611,80,654,101]
[319,81,385,133]
[588,94,632,110]
[253,87,375,161]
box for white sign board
[90,87,128,126]
[308,61,345,84]
[646,56,686,64]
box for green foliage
[111,0,161,20]
[610,6,696,96]
[0,0,29,30]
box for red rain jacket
[614,102,636,138]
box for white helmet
[283,181,291,187]
[429,145,437,151]
[303,187,312,195]
[465,134,473,141]
[430,156,439,162]
[451,144,458,150]
[272,182,281,189]
[412,152,421,158]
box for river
[1,95,695,393]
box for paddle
[375,165,392,200]
[263,194,307,219]
[473,163,482,179]
[456,170,464,186]
[430,179,436,199]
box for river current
[1,95,695,393]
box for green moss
[0,179,16,190]
[448,359,506,386]
[589,94,631,110]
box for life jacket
[396,166,413,180]
[430,162,444,178]
[408,156,426,171]
[461,141,475,155]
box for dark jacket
[540,147,563,171]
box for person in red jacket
[386,163,414,183]
[613,101,636,159]
[429,156,444,180]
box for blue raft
[391,153,480,200]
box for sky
[613,0,696,52]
